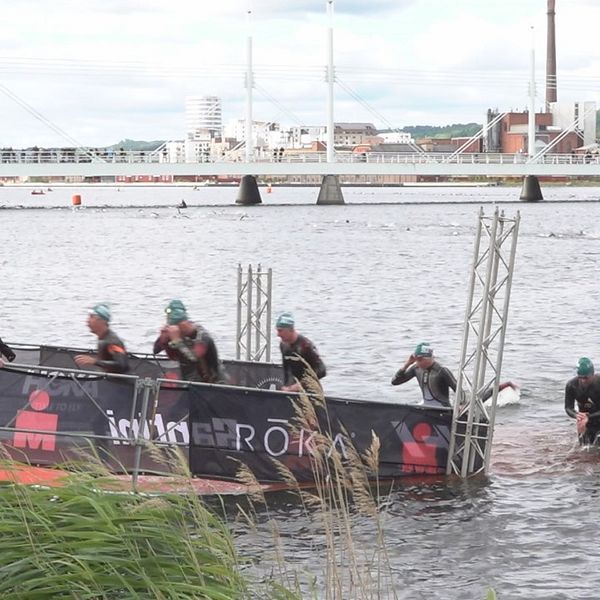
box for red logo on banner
[401,422,439,474]
[13,390,59,451]
[163,370,179,388]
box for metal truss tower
[236,264,273,362]
[447,208,520,477]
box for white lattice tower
[236,264,273,362]
[447,208,520,477]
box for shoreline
[2,198,600,210]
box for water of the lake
[2,183,600,599]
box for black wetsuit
[0,337,16,362]
[565,375,600,444]
[154,326,225,383]
[96,329,129,374]
[391,361,457,407]
[280,334,326,390]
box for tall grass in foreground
[0,465,297,599]
[236,367,397,600]
[237,367,498,600]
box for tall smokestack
[546,0,557,109]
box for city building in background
[550,101,597,147]
[185,96,222,138]
[485,101,597,155]
[378,132,415,144]
[333,123,378,147]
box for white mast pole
[245,9,254,163]
[528,26,537,159]
[326,0,335,163]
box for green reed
[0,465,297,599]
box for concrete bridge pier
[235,175,262,205]
[317,174,345,205]
[519,175,544,202]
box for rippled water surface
[2,184,600,599]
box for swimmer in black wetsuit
[392,342,515,408]
[74,303,129,374]
[565,357,600,445]
[153,299,225,384]
[276,312,326,393]
[392,343,456,407]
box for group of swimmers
[1,306,599,444]
[0,302,327,395]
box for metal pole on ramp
[235,264,273,362]
[447,208,520,478]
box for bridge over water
[1,151,599,178]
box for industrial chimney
[546,0,557,109]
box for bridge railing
[0,149,598,166]
[0,150,163,165]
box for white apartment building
[185,96,222,137]
[224,119,285,151]
[185,136,212,163]
[163,141,185,163]
[162,138,211,163]
[288,126,327,148]
[287,123,381,148]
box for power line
[0,83,103,159]
[254,83,305,126]
[335,77,425,153]
[2,56,600,90]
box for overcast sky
[1,0,599,147]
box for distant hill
[108,139,165,151]
[399,123,482,139]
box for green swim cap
[414,342,433,358]
[90,303,111,322]
[577,357,594,377]
[165,299,188,325]
[276,312,295,329]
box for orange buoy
[72,194,82,206]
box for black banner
[0,366,196,474]
[223,360,284,390]
[0,355,462,483]
[0,367,137,468]
[188,384,453,483]
[11,343,285,390]
[38,345,181,380]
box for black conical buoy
[519,175,543,202]
[317,174,345,205]
[235,175,262,205]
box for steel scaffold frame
[236,264,273,362]
[447,208,520,478]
